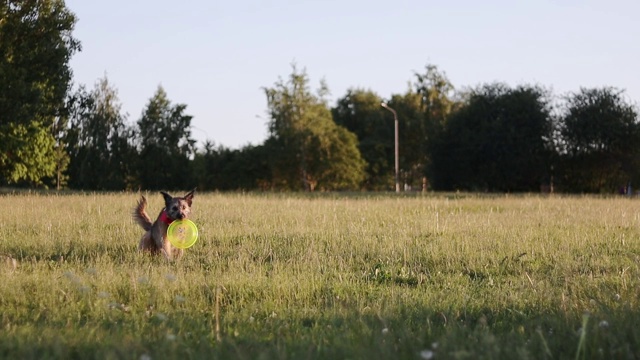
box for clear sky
[66,0,639,149]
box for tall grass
[0,192,639,359]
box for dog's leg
[149,226,166,251]
[160,236,185,261]
[161,248,172,261]
[139,233,153,251]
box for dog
[133,189,195,260]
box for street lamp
[381,102,400,193]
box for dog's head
[161,189,195,221]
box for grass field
[1,191,639,359]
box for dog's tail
[132,195,153,231]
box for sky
[66,0,640,149]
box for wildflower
[108,303,130,312]
[64,271,81,284]
[382,328,389,335]
[174,295,186,303]
[98,291,110,299]
[137,276,149,284]
[166,333,176,341]
[249,316,255,323]
[155,313,167,321]
[420,349,434,359]
[165,273,177,282]
[599,320,609,328]
[108,302,119,309]
[140,354,152,360]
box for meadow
[0,191,639,359]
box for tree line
[2,1,640,193]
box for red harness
[159,210,174,225]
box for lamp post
[381,102,400,193]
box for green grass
[1,192,639,359]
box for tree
[192,141,271,191]
[414,64,457,139]
[332,89,394,190]
[137,86,196,190]
[414,64,457,187]
[431,83,554,191]
[264,65,366,191]
[0,0,80,186]
[51,84,93,189]
[66,77,137,190]
[557,87,640,193]
[333,65,457,191]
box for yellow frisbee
[167,219,199,249]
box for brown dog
[133,189,195,260]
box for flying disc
[167,219,199,249]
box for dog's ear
[183,188,196,206]
[160,191,173,207]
